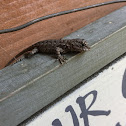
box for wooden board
[0,6,126,126]
[0,0,126,69]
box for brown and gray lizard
[5,39,90,67]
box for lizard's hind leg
[24,48,38,58]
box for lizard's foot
[24,48,38,58]
[56,47,67,64]
[58,56,66,64]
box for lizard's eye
[82,43,85,46]
[82,41,90,50]
[82,42,86,46]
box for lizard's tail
[5,46,33,67]
[5,55,24,67]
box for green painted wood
[0,6,126,126]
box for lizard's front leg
[56,47,66,64]
[24,48,38,58]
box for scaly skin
[5,39,90,67]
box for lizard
[5,39,90,67]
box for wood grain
[0,0,126,69]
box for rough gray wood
[0,6,126,126]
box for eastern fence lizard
[6,39,90,67]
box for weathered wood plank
[0,6,126,126]
[0,0,126,69]
[25,54,126,126]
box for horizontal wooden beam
[0,6,126,126]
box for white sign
[27,55,126,126]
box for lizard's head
[71,39,90,52]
